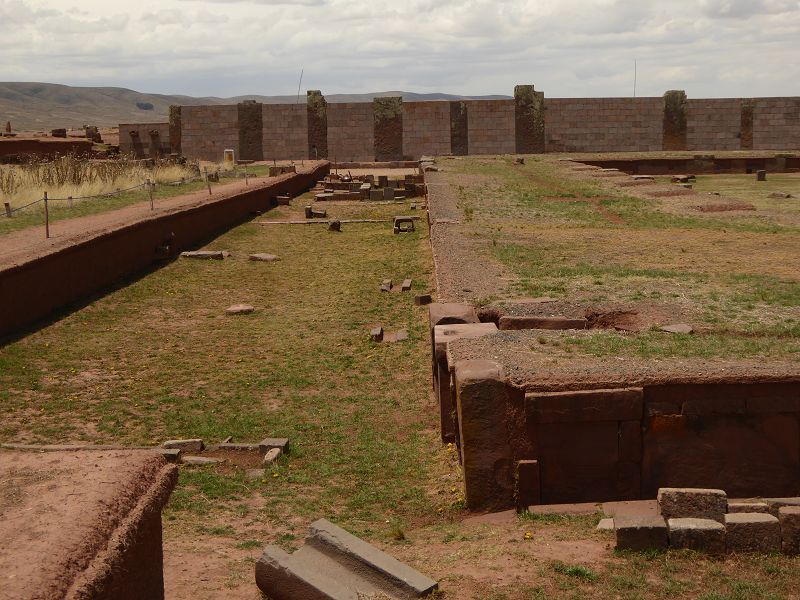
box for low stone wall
[575,154,800,175]
[0,138,94,163]
[0,162,330,338]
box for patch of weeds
[234,540,262,550]
[552,560,598,581]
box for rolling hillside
[0,82,509,130]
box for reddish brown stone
[526,388,643,423]
[515,460,541,507]
[498,316,587,330]
[615,515,668,551]
[658,488,727,522]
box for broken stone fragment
[328,219,341,232]
[659,324,693,334]
[182,456,220,466]
[162,438,204,452]
[249,253,280,262]
[768,192,795,199]
[226,304,255,315]
[263,447,282,465]
[370,327,384,342]
[380,279,393,292]
[401,279,412,292]
[180,250,229,260]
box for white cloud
[1,0,797,98]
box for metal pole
[204,167,211,195]
[3,202,11,218]
[147,178,154,210]
[44,192,49,239]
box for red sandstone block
[526,387,643,423]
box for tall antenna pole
[633,59,637,98]
[296,68,304,103]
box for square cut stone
[668,518,725,554]
[779,506,800,554]
[724,513,780,553]
[658,488,727,523]
[259,438,289,453]
[727,502,770,514]
[615,515,668,551]
[162,438,204,452]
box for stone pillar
[373,97,403,161]
[514,85,545,154]
[454,359,514,512]
[237,101,263,161]
[740,99,754,150]
[449,101,468,156]
[168,105,181,155]
[307,90,328,160]
[662,90,688,151]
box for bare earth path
[0,163,326,270]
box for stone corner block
[428,303,479,329]
[724,512,780,553]
[615,515,668,551]
[668,518,725,554]
[658,487,727,522]
[779,506,800,554]
[162,438,204,452]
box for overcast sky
[1,0,798,98]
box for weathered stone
[596,518,615,531]
[380,279,393,293]
[181,456,219,466]
[668,518,725,554]
[328,219,341,232]
[768,192,794,199]
[757,170,767,181]
[393,216,415,234]
[263,447,282,465]
[414,294,433,306]
[727,502,770,514]
[724,512,780,553]
[401,279,412,292]
[779,506,800,554]
[526,388,643,423]
[216,443,259,452]
[259,438,289,453]
[632,175,655,181]
[276,195,291,205]
[615,515,668,551]
[660,323,693,334]
[180,250,227,260]
[151,447,182,463]
[249,253,280,262]
[658,488,727,522]
[225,304,255,315]
[162,438,204,452]
[764,497,800,517]
[515,460,540,507]
[370,327,384,342]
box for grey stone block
[727,502,770,514]
[779,506,800,554]
[763,497,800,517]
[151,447,182,463]
[182,456,219,466]
[162,438,204,452]
[725,513,780,553]
[259,438,290,453]
[658,487,727,523]
[615,515,668,551]
[668,518,725,554]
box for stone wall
[686,99,742,151]
[181,105,239,162]
[327,102,374,162]
[263,104,308,160]
[118,123,171,159]
[753,97,800,150]
[545,97,664,152]
[465,100,516,155]
[402,101,451,159]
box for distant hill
[0,82,510,130]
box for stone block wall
[753,97,800,150]
[465,100,516,155]
[119,123,171,159]
[402,101,451,159]
[181,105,238,162]
[686,99,742,151]
[545,97,664,152]
[263,104,308,160]
[327,102,374,162]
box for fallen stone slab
[249,253,280,262]
[380,279,393,292]
[401,279,413,292]
[226,304,255,315]
[370,327,384,342]
[632,175,655,181]
[658,488,727,522]
[216,443,260,452]
[263,447,282,465]
[259,438,290,453]
[162,438,204,452]
[255,518,438,599]
[180,250,229,260]
[615,515,668,551]
[660,323,694,334]
[725,512,780,553]
[181,456,220,466]
[727,502,770,514]
[768,191,795,199]
[668,518,726,554]
[779,506,800,554]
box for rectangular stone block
[526,388,643,423]
[259,438,289,453]
[764,497,800,517]
[658,488,727,523]
[515,460,540,507]
[727,502,770,514]
[724,512,780,553]
[615,515,668,551]
[162,438,204,452]
[779,506,800,554]
[668,518,725,554]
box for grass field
[2,165,800,598]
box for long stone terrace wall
[0,162,330,339]
[128,88,800,162]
